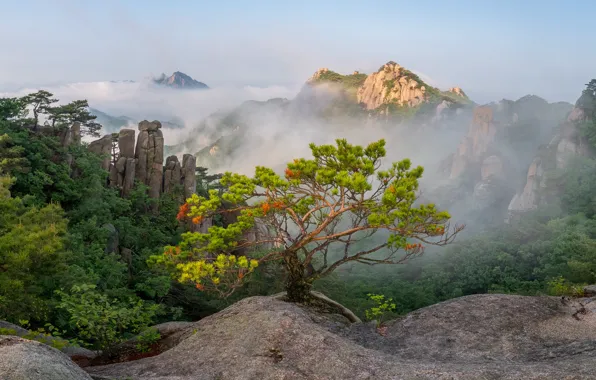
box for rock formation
[87,293,596,379]
[448,106,496,179]
[448,87,467,98]
[90,121,199,202]
[181,154,197,200]
[88,134,112,171]
[357,61,427,110]
[508,103,593,217]
[0,335,93,380]
[163,155,182,194]
[507,156,546,214]
[135,120,164,200]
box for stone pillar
[164,155,182,194]
[134,120,164,200]
[182,154,197,200]
[88,134,112,171]
[118,129,135,158]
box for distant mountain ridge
[153,71,209,90]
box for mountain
[89,108,135,134]
[153,71,209,90]
[306,62,474,117]
[427,94,575,229]
[90,108,184,134]
[165,61,476,171]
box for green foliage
[364,293,396,327]
[135,327,161,353]
[312,70,367,89]
[56,284,161,352]
[47,99,101,137]
[547,276,585,297]
[0,327,17,335]
[0,321,82,350]
[0,179,69,322]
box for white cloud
[1,80,302,145]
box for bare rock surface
[357,61,427,110]
[0,335,93,380]
[87,294,596,380]
[0,320,97,365]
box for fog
[3,74,576,236]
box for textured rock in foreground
[88,293,596,379]
[0,335,93,380]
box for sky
[1,0,595,103]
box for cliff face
[356,62,427,110]
[507,100,593,216]
[431,95,573,225]
[448,106,497,179]
[306,61,471,116]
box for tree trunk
[284,252,312,303]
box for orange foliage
[272,200,285,209]
[176,203,190,221]
[388,185,396,193]
[238,271,245,280]
[285,168,300,179]
[261,202,271,214]
[192,216,203,225]
[405,243,423,251]
[195,283,204,291]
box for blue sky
[1,0,594,103]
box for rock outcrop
[88,134,112,171]
[90,121,199,201]
[448,106,496,179]
[0,321,97,367]
[0,335,93,380]
[357,61,427,110]
[181,154,197,200]
[87,293,596,380]
[508,102,593,217]
[163,155,182,194]
[135,120,164,200]
[507,156,546,214]
[448,87,467,98]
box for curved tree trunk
[283,252,312,303]
[271,291,362,323]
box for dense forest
[1,81,596,353]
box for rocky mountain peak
[307,68,331,83]
[356,61,428,110]
[448,87,467,98]
[154,71,209,90]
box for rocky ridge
[85,293,596,379]
[307,61,472,113]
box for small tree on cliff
[47,99,101,137]
[153,139,464,303]
[21,90,57,128]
